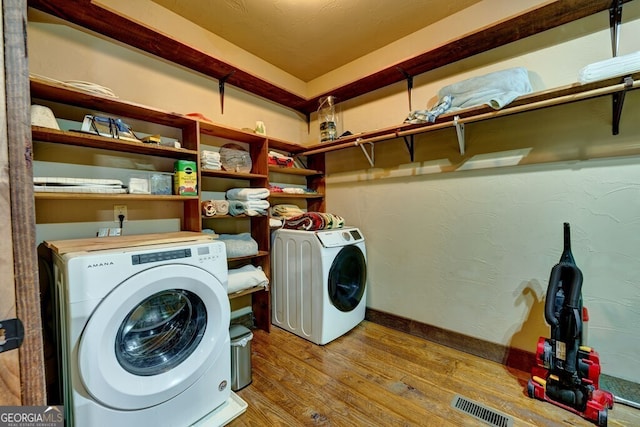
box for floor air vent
[451,395,514,427]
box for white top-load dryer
[271,227,367,345]
[52,240,232,427]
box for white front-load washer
[271,227,367,345]
[52,240,231,427]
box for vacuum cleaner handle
[560,222,576,265]
[545,264,563,328]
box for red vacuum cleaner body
[527,223,614,426]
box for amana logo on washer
[87,261,115,268]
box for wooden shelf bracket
[612,75,634,135]
[453,115,465,155]
[609,0,623,57]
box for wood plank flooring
[230,321,640,426]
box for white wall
[27,2,640,383]
[323,6,640,383]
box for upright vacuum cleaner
[527,223,614,426]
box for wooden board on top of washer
[45,231,217,255]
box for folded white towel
[228,200,270,216]
[270,218,283,228]
[578,51,640,84]
[217,233,258,258]
[228,264,269,294]
[201,150,221,159]
[226,187,270,200]
[438,67,532,111]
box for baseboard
[365,308,640,404]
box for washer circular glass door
[328,245,366,312]
[115,289,206,376]
[78,264,229,410]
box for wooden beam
[4,0,46,405]
[27,0,632,114]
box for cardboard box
[174,160,198,195]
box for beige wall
[324,4,640,385]
[27,1,640,383]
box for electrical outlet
[114,205,127,222]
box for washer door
[328,245,366,312]
[78,264,229,410]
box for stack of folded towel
[271,204,304,219]
[226,187,270,216]
[201,150,221,170]
[578,51,640,84]
[227,264,269,294]
[217,233,259,258]
[283,212,345,231]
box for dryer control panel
[315,227,364,248]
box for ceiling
[150,0,481,82]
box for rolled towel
[226,187,270,200]
[227,264,269,294]
[213,200,229,215]
[228,200,246,216]
[201,200,217,217]
[217,233,258,258]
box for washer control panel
[315,228,364,248]
[130,242,225,265]
[132,248,191,265]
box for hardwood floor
[229,321,640,426]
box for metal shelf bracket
[453,115,465,155]
[218,71,235,114]
[358,140,375,167]
[609,0,623,57]
[397,67,414,111]
[403,135,415,162]
[612,76,634,135]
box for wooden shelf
[300,73,640,158]
[270,192,324,199]
[268,166,323,176]
[201,168,267,179]
[228,285,267,300]
[34,192,198,201]
[228,251,270,263]
[32,127,198,159]
[198,121,267,144]
[30,76,196,129]
[201,214,267,219]
[268,138,307,154]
